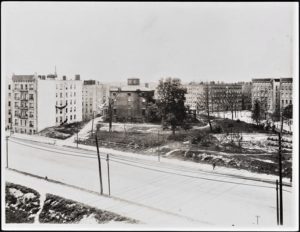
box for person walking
[212,162,216,170]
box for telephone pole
[106,154,111,196]
[6,136,9,168]
[276,180,279,225]
[95,133,103,195]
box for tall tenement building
[8,73,82,134]
[184,81,243,114]
[82,80,109,120]
[251,78,293,116]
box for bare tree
[225,87,240,120]
[196,84,213,132]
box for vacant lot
[79,114,292,178]
[39,121,87,139]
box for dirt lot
[39,121,87,139]
[79,116,293,178]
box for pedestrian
[212,162,216,170]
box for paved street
[5,136,295,227]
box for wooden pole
[106,154,111,196]
[95,134,103,195]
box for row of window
[56,92,77,98]
[14,119,34,127]
[56,84,77,90]
[14,83,34,90]
[56,115,76,123]
[56,99,77,105]
[14,128,36,134]
[56,107,77,114]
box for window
[70,107,72,112]
[56,93,58,97]
[60,110,62,114]
[70,100,72,105]
[60,117,62,122]
[113,109,117,115]
[66,93,68,97]
[8,101,11,106]
[21,84,23,89]
[127,93,131,96]
[29,94,34,100]
[70,115,72,120]
[56,117,58,123]
[8,85,11,90]
[8,110,11,115]
[74,107,76,112]
[74,115,76,120]
[8,93,11,97]
[286,100,288,104]
[74,92,76,96]
[60,93,62,98]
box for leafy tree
[146,102,161,123]
[252,99,262,125]
[157,78,187,135]
[283,104,292,119]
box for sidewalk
[4,169,209,228]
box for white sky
[1,2,296,83]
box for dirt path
[34,192,46,223]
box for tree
[157,78,187,135]
[196,84,213,132]
[282,104,292,119]
[252,99,262,125]
[146,102,161,123]
[225,88,241,120]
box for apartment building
[252,78,293,116]
[55,75,83,126]
[9,74,82,134]
[82,80,109,120]
[108,78,155,122]
[184,81,243,113]
[5,78,13,130]
[184,83,204,111]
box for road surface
[5,136,295,228]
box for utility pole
[278,111,284,225]
[91,111,95,136]
[256,215,260,225]
[278,131,283,225]
[95,133,103,195]
[6,136,9,168]
[106,154,111,196]
[76,122,79,148]
[276,179,279,225]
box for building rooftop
[12,75,36,81]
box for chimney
[75,74,80,80]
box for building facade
[184,83,205,111]
[184,81,243,114]
[107,78,155,122]
[251,77,293,117]
[82,80,109,120]
[9,74,82,134]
